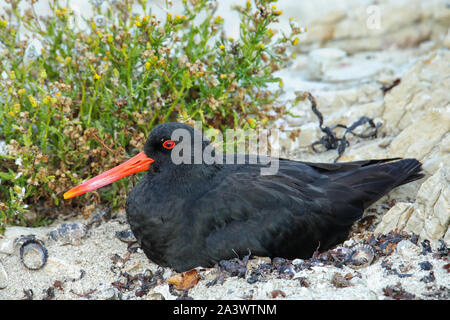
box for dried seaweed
[381,78,401,95]
[298,92,381,162]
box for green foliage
[0,0,301,228]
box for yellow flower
[18,89,26,96]
[0,20,7,28]
[274,10,282,16]
[259,43,264,49]
[292,37,299,45]
[91,22,97,30]
[135,21,141,27]
[93,74,101,81]
[145,61,151,70]
[65,57,72,64]
[43,96,51,105]
[27,95,38,108]
[219,44,225,50]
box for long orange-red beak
[63,151,154,199]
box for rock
[306,48,347,80]
[96,288,120,300]
[246,256,271,270]
[375,167,449,240]
[147,292,165,300]
[0,260,7,289]
[293,0,445,53]
[388,111,450,161]
[47,223,88,245]
[383,50,450,134]
[374,203,416,235]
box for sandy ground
[0,170,448,300]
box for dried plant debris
[111,268,164,298]
[419,261,433,271]
[218,250,252,278]
[270,289,286,298]
[86,207,112,229]
[168,269,201,291]
[331,273,351,288]
[381,78,401,95]
[42,287,55,300]
[22,289,34,300]
[422,286,450,299]
[420,271,436,284]
[421,240,432,255]
[383,282,416,300]
[297,91,381,162]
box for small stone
[246,256,271,270]
[147,292,165,300]
[97,288,120,300]
[331,272,350,288]
[0,260,8,289]
[115,230,137,243]
[47,223,88,245]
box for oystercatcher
[64,122,424,272]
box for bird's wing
[187,161,364,262]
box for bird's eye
[162,140,175,150]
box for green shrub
[0,0,302,230]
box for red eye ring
[162,140,175,150]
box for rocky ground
[0,0,449,300]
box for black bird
[64,122,424,272]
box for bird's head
[63,122,212,199]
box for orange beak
[63,151,154,200]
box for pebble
[115,230,137,243]
[96,288,120,300]
[47,223,88,245]
[0,260,8,289]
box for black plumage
[125,123,424,272]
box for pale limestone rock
[374,202,416,235]
[292,0,449,53]
[387,111,450,160]
[375,167,449,240]
[382,50,450,133]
